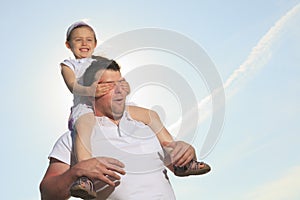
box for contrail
[198,3,300,158]
[201,3,300,118]
[224,3,300,91]
[169,3,300,158]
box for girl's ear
[65,41,71,49]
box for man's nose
[113,82,122,93]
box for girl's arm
[61,64,113,97]
[61,64,95,96]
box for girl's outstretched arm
[61,64,96,96]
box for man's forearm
[40,170,76,199]
[40,157,126,199]
[40,162,76,200]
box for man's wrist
[69,164,83,181]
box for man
[40,57,196,199]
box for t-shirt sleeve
[60,59,75,72]
[48,131,73,165]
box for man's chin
[112,112,123,121]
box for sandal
[70,176,97,199]
[174,160,211,177]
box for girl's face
[66,26,97,59]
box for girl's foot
[174,160,211,177]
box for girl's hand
[94,82,114,97]
[121,79,131,95]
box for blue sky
[1,0,300,199]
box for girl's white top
[61,57,95,106]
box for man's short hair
[83,56,121,86]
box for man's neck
[95,112,123,125]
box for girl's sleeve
[60,59,75,72]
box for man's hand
[72,157,126,186]
[163,141,196,167]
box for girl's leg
[127,105,211,176]
[74,112,95,162]
[127,106,174,144]
[70,112,97,199]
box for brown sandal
[174,160,211,177]
[70,176,97,199]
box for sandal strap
[78,176,95,192]
[188,160,206,170]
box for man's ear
[65,41,71,49]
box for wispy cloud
[223,3,300,93]
[242,165,300,200]
[162,3,300,160]
[197,3,300,158]
[200,3,300,119]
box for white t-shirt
[49,111,176,200]
[60,57,96,126]
[61,57,95,106]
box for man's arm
[40,158,75,200]
[164,141,197,167]
[40,157,125,200]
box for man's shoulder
[48,131,73,165]
[54,131,73,148]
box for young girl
[61,21,210,199]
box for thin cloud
[184,3,300,158]
[223,3,300,91]
[243,165,300,200]
[199,3,300,118]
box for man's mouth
[113,98,124,104]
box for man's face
[94,70,127,120]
